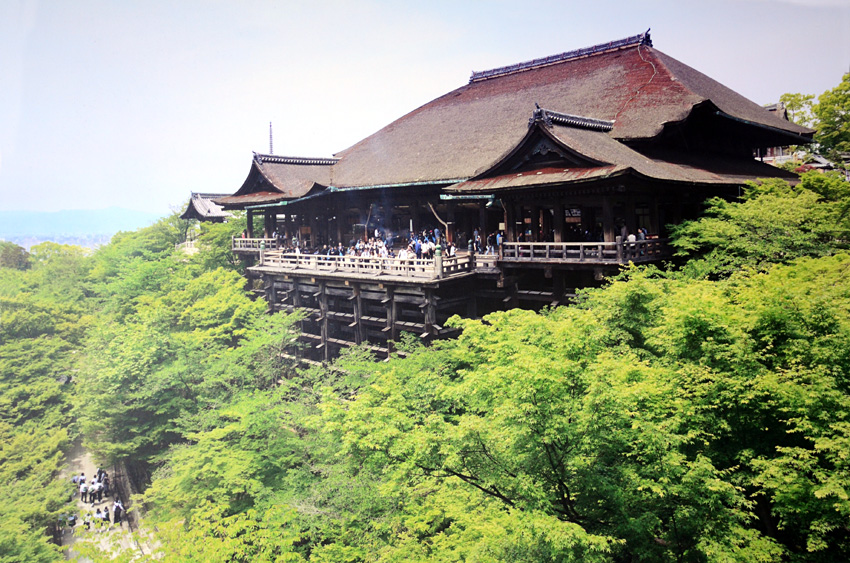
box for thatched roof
[221,32,812,205]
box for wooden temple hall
[206,31,812,361]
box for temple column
[553,203,565,242]
[264,211,274,238]
[478,203,487,239]
[505,200,516,242]
[602,196,616,243]
[446,202,456,243]
[531,205,541,241]
[541,205,553,242]
[352,285,364,345]
[318,281,329,363]
[246,209,254,238]
[309,205,319,248]
[624,197,637,237]
[650,197,661,236]
[411,202,420,237]
[335,203,343,245]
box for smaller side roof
[447,114,798,194]
[180,192,233,221]
[214,153,337,209]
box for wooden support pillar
[581,204,594,236]
[466,287,478,318]
[318,281,329,363]
[602,196,616,243]
[624,197,637,237]
[446,202,456,243]
[423,289,436,336]
[292,278,302,308]
[542,205,553,242]
[554,203,565,242]
[650,197,661,236]
[553,269,565,305]
[478,203,487,238]
[267,211,277,238]
[309,205,319,248]
[335,204,344,246]
[267,280,276,312]
[505,200,516,242]
[246,209,254,238]
[296,213,305,247]
[384,286,398,356]
[352,285,364,345]
[531,206,541,241]
[407,202,417,236]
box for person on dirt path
[95,479,103,502]
[90,479,98,505]
[80,479,88,502]
[102,474,110,497]
[112,500,122,524]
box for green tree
[670,172,849,278]
[813,73,850,155]
[0,241,31,270]
[779,92,815,128]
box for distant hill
[0,208,165,249]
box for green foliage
[192,213,248,272]
[813,72,850,155]
[779,92,816,128]
[670,172,849,278]
[0,243,91,563]
[6,176,845,561]
[0,241,31,270]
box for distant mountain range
[0,208,165,249]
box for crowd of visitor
[60,467,126,534]
[269,226,474,261]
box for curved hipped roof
[447,119,798,194]
[180,192,233,221]
[214,153,336,209]
[325,31,811,189]
[223,32,810,207]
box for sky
[1,0,849,215]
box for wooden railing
[256,251,474,280]
[175,239,198,252]
[232,237,280,252]
[500,239,670,264]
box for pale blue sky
[1,0,848,214]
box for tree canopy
[4,170,850,562]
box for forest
[1,168,849,562]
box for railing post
[615,236,623,263]
[435,245,443,279]
[259,240,265,265]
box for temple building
[180,192,232,223]
[211,31,812,362]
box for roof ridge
[469,30,652,83]
[191,192,231,198]
[530,106,614,132]
[254,152,339,166]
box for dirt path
[59,441,153,560]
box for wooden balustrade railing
[232,237,279,251]
[256,251,474,280]
[500,239,670,263]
